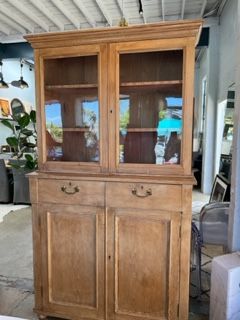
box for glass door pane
[44,55,99,162]
[119,50,183,165]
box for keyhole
[108,255,111,260]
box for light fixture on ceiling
[11,60,29,89]
[0,60,9,89]
[139,0,143,16]
[119,0,128,27]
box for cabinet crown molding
[25,19,203,49]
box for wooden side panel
[182,39,196,175]
[179,185,193,320]
[29,176,38,204]
[107,208,180,320]
[31,204,43,312]
[40,204,105,319]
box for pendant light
[139,0,143,16]
[0,60,9,89]
[11,60,29,89]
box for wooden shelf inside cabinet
[45,84,98,90]
[123,128,157,132]
[62,127,90,132]
[120,80,182,94]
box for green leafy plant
[1,110,37,170]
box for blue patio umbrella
[157,118,182,136]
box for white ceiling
[0,0,227,43]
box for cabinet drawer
[38,179,104,206]
[106,182,182,211]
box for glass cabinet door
[43,50,105,169]
[118,49,184,170]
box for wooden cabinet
[26,20,202,320]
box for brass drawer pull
[61,182,79,195]
[132,185,152,198]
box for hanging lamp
[0,60,9,89]
[11,61,29,89]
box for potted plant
[1,110,37,204]
[1,110,37,169]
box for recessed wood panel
[108,209,181,320]
[40,205,105,319]
[48,211,97,306]
[116,215,169,317]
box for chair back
[200,202,230,246]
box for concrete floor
[0,206,37,319]
[0,199,210,320]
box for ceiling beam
[0,3,33,32]
[51,0,80,28]
[200,0,208,17]
[95,0,112,26]
[0,13,26,34]
[181,0,186,20]
[29,0,64,31]
[0,24,10,35]
[161,0,165,21]
[217,0,228,16]
[72,0,96,27]
[116,0,129,21]
[8,0,49,32]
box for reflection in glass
[156,97,182,165]
[44,54,99,163]
[45,96,99,162]
[119,50,183,166]
[119,92,183,165]
[45,102,63,160]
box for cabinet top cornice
[25,19,202,49]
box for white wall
[0,59,35,146]
[195,0,238,194]
[195,23,220,194]
[196,0,240,250]
[218,0,238,103]
[228,0,240,251]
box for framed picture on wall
[0,98,11,119]
[210,174,230,202]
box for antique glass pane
[119,50,183,165]
[44,55,99,162]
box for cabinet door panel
[108,39,196,175]
[107,208,180,320]
[39,44,108,173]
[40,204,105,319]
